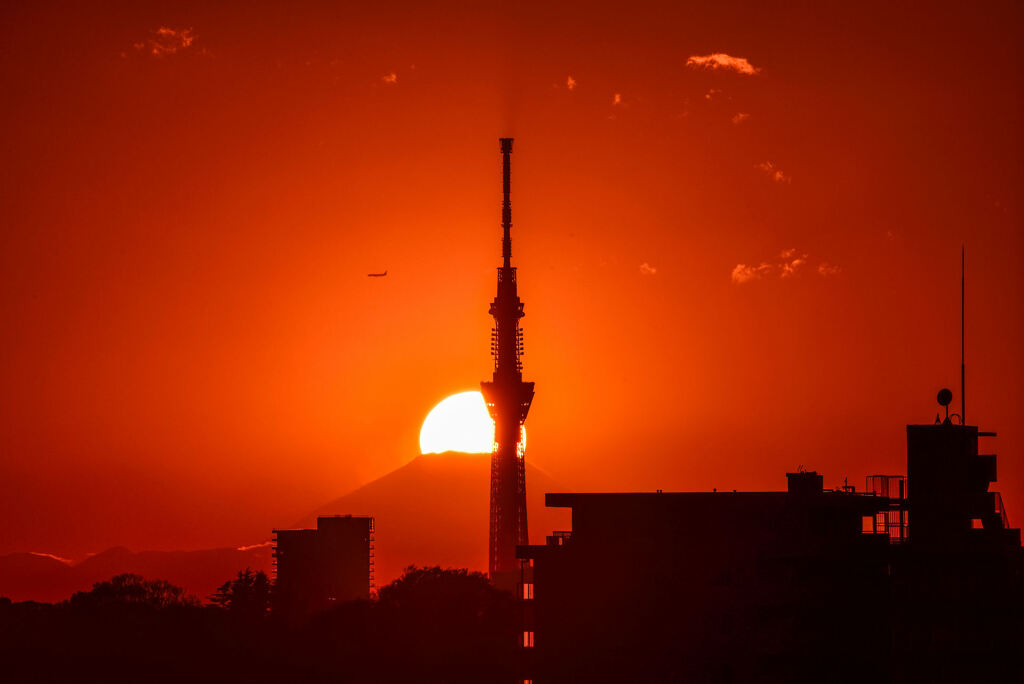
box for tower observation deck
[481,138,534,589]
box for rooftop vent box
[786,471,823,497]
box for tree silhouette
[68,573,198,610]
[372,565,516,677]
[210,568,272,621]
[1,567,520,684]
[377,565,506,618]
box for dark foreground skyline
[2,385,1020,683]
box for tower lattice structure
[481,138,534,586]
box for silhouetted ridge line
[299,453,568,587]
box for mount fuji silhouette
[0,452,569,602]
[295,452,571,586]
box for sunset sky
[1,1,1022,559]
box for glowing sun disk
[419,391,526,455]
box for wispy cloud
[731,263,773,284]
[567,76,576,90]
[780,257,806,278]
[134,27,195,57]
[236,542,273,552]
[31,552,72,565]
[382,72,398,84]
[639,262,657,276]
[612,92,622,105]
[704,88,722,100]
[687,53,760,76]
[757,161,791,183]
[731,112,750,125]
[732,249,839,284]
[778,248,808,279]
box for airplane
[367,270,387,277]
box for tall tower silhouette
[481,138,534,588]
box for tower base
[490,568,519,593]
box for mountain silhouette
[1,453,569,602]
[0,544,272,603]
[296,452,571,586]
[0,552,74,603]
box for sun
[419,391,526,455]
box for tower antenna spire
[500,138,513,268]
[482,137,535,590]
[961,245,966,425]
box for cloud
[639,262,657,276]
[704,88,722,100]
[731,263,773,284]
[732,249,839,284]
[757,161,791,183]
[30,552,72,565]
[382,72,398,84]
[567,76,576,90]
[613,92,622,105]
[731,112,750,125]
[686,53,760,76]
[780,257,806,278]
[236,541,273,551]
[134,27,195,56]
[778,249,808,278]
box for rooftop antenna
[500,138,513,268]
[961,245,966,425]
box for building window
[522,582,534,599]
[522,631,535,648]
[862,516,874,533]
[972,518,984,529]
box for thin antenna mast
[500,138,512,268]
[961,245,966,425]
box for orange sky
[1,1,1022,558]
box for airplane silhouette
[367,270,387,277]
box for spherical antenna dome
[937,388,953,407]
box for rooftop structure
[517,390,1021,683]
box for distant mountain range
[0,544,273,603]
[0,453,570,602]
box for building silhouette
[517,391,1022,683]
[482,138,534,591]
[272,514,374,619]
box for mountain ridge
[0,544,273,603]
[0,452,570,602]
[299,452,571,586]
